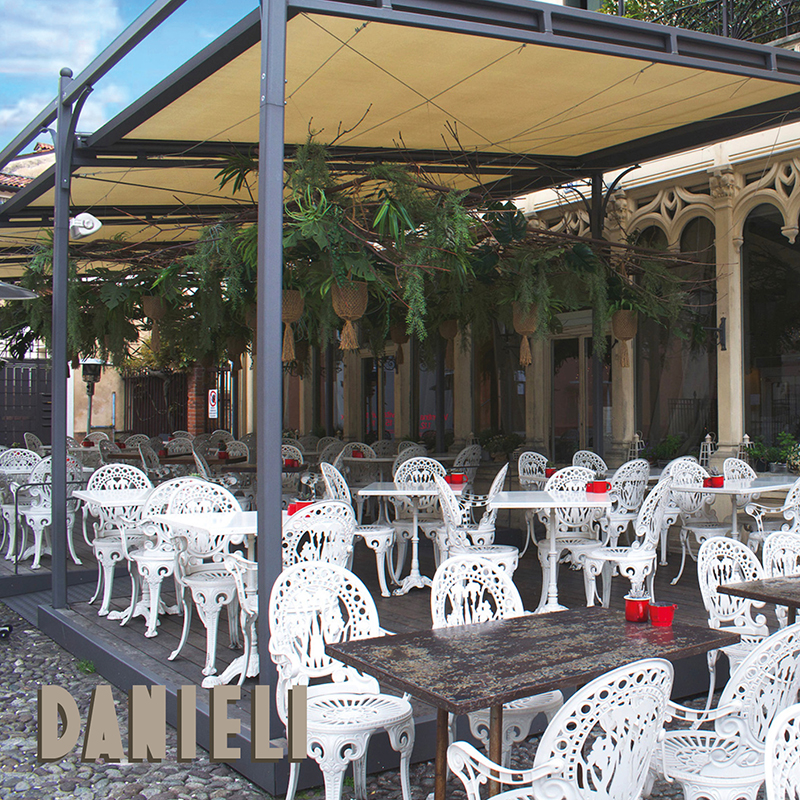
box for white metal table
[151,511,258,688]
[490,490,612,613]
[671,475,796,540]
[356,481,463,595]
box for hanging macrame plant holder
[282,289,305,363]
[390,324,409,366]
[512,302,538,367]
[611,309,638,368]
[331,281,368,351]
[439,320,458,370]
[142,295,166,354]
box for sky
[0,0,257,157]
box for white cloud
[1,0,124,77]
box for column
[526,337,550,454]
[343,350,362,441]
[452,329,474,446]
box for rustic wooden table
[719,576,800,624]
[327,606,739,800]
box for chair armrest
[448,741,567,800]
[744,500,788,530]
[666,698,742,725]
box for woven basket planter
[282,289,305,362]
[512,302,538,366]
[331,281,368,350]
[611,309,638,368]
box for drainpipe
[590,173,605,459]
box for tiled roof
[0,172,32,190]
[34,143,54,152]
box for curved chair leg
[143,571,165,638]
[671,530,690,585]
[308,730,369,800]
[659,520,669,566]
[226,597,240,649]
[3,513,17,560]
[583,558,603,607]
[353,755,368,800]
[387,719,415,800]
[121,566,140,626]
[285,762,300,800]
[169,589,193,663]
[704,648,720,713]
[601,561,614,608]
[66,512,81,565]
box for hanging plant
[281,289,305,362]
[331,281,368,350]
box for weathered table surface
[327,607,738,800]
[720,576,800,624]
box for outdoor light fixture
[0,281,37,300]
[81,358,104,435]
[69,212,103,240]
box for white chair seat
[450,544,518,575]
[308,692,413,731]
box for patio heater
[81,358,103,435]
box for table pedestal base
[394,573,432,595]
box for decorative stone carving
[709,167,742,199]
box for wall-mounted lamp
[69,212,103,240]
[704,317,727,351]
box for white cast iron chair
[697,536,769,710]
[579,477,672,607]
[0,448,42,557]
[81,463,153,616]
[452,444,483,485]
[763,531,800,627]
[449,658,673,800]
[24,432,46,456]
[138,443,170,482]
[433,473,519,575]
[167,479,242,676]
[269,562,415,800]
[124,434,151,449]
[517,451,548,555]
[656,455,699,566]
[670,460,730,585]
[333,442,378,521]
[117,477,196,637]
[320,462,397,597]
[600,458,651,546]
[765,702,800,800]
[371,439,396,457]
[222,551,259,686]
[281,499,356,570]
[431,555,563,767]
[572,449,608,478]
[745,476,800,553]
[655,622,800,800]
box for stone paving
[0,602,710,799]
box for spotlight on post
[69,213,103,241]
[81,358,103,435]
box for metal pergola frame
[5,0,800,790]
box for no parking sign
[208,388,218,419]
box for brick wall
[187,363,207,436]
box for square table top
[671,475,797,495]
[73,488,153,507]
[490,490,612,509]
[356,481,464,497]
[150,510,257,537]
[719,576,800,607]
[326,607,739,715]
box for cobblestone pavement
[1,602,725,799]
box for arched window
[635,220,717,453]
[743,204,800,445]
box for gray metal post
[51,68,74,609]
[256,0,287,736]
[590,173,605,459]
[435,337,446,453]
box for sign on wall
[208,388,218,420]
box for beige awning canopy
[4,0,800,275]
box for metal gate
[123,370,188,437]
[0,359,52,446]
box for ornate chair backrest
[609,459,650,514]
[633,478,672,550]
[298,435,319,452]
[669,460,712,518]
[572,450,608,478]
[268,562,382,721]
[0,447,41,474]
[333,443,377,485]
[125,434,151,448]
[475,463,509,531]
[319,462,352,505]
[698,537,769,637]
[24,432,45,456]
[371,440,396,457]
[282,437,304,452]
[780,479,800,533]
[765,702,800,800]
[530,659,673,800]
[172,430,193,440]
[316,436,339,453]
[431,555,524,628]
[518,451,548,488]
[239,432,256,451]
[453,444,483,483]
[24,457,53,509]
[764,532,800,578]
[392,446,428,475]
[166,437,193,455]
[85,432,109,444]
[166,478,241,559]
[148,436,164,451]
[138,443,163,472]
[98,439,121,463]
[398,440,423,453]
[191,448,214,481]
[210,430,235,443]
[661,455,698,477]
[281,500,355,569]
[225,441,249,460]
[544,466,597,533]
[193,433,211,449]
[434,474,471,541]
[66,436,78,448]
[718,623,800,753]
[723,457,757,481]
[281,444,305,465]
[131,476,197,550]
[87,463,152,492]
[318,440,345,464]
[396,457,447,515]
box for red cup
[158,449,167,457]
[352,450,364,458]
[82,440,93,447]
[452,473,466,484]
[117,442,126,449]
[710,476,724,488]
[295,501,313,513]
[545,468,556,478]
[288,503,297,516]
[586,481,596,492]
[649,602,677,626]
[703,477,713,488]
[595,481,610,493]
[218,451,229,460]
[445,475,454,484]
[625,596,650,623]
